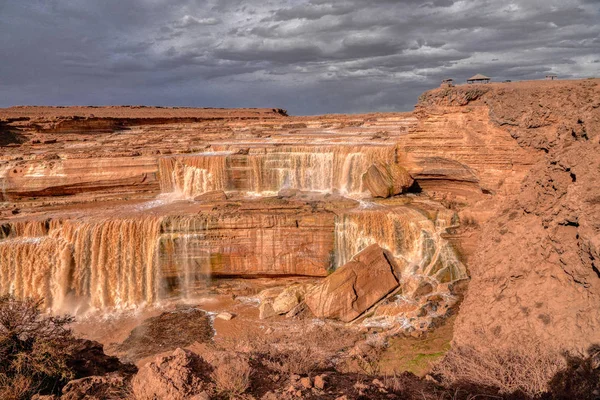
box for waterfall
[0,217,163,312]
[334,206,467,284]
[158,153,228,198]
[158,145,397,198]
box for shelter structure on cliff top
[440,78,454,88]
[467,74,491,84]
[546,74,558,80]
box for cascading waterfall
[0,217,163,312]
[334,206,467,284]
[0,236,72,310]
[159,215,213,299]
[158,152,229,198]
[158,145,397,198]
[1,141,469,317]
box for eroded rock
[62,373,131,400]
[131,348,211,400]
[272,284,309,315]
[362,162,413,198]
[193,190,227,202]
[259,300,277,320]
[305,244,400,322]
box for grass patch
[378,315,455,376]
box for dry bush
[547,345,600,400]
[0,373,33,400]
[262,342,322,375]
[211,361,252,396]
[433,340,564,397]
[353,348,382,376]
[0,295,76,399]
[221,321,357,376]
[259,322,356,375]
[383,373,403,393]
[460,215,479,228]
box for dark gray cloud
[0,0,598,115]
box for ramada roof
[468,73,490,80]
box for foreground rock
[132,348,211,400]
[362,162,414,198]
[305,244,400,322]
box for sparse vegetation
[211,359,252,396]
[262,342,322,375]
[0,295,76,399]
[433,339,565,397]
[460,214,479,228]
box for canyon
[1,79,599,398]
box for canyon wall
[417,79,600,352]
[2,80,599,353]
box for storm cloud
[0,0,598,114]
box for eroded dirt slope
[419,78,600,352]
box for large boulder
[305,244,400,322]
[131,348,211,400]
[362,162,414,198]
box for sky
[0,0,599,115]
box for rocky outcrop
[432,79,600,352]
[272,284,309,315]
[131,348,211,400]
[193,190,227,202]
[305,244,400,322]
[362,162,414,198]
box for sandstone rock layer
[305,244,400,322]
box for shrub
[211,360,251,396]
[262,342,321,375]
[547,345,600,400]
[0,295,76,399]
[433,340,564,398]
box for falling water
[0,217,163,312]
[334,206,467,284]
[158,145,397,198]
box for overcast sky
[0,0,599,115]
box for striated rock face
[3,80,598,355]
[305,244,400,322]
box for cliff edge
[419,78,600,352]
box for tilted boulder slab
[305,244,400,322]
[362,162,414,198]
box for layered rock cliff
[2,80,599,353]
